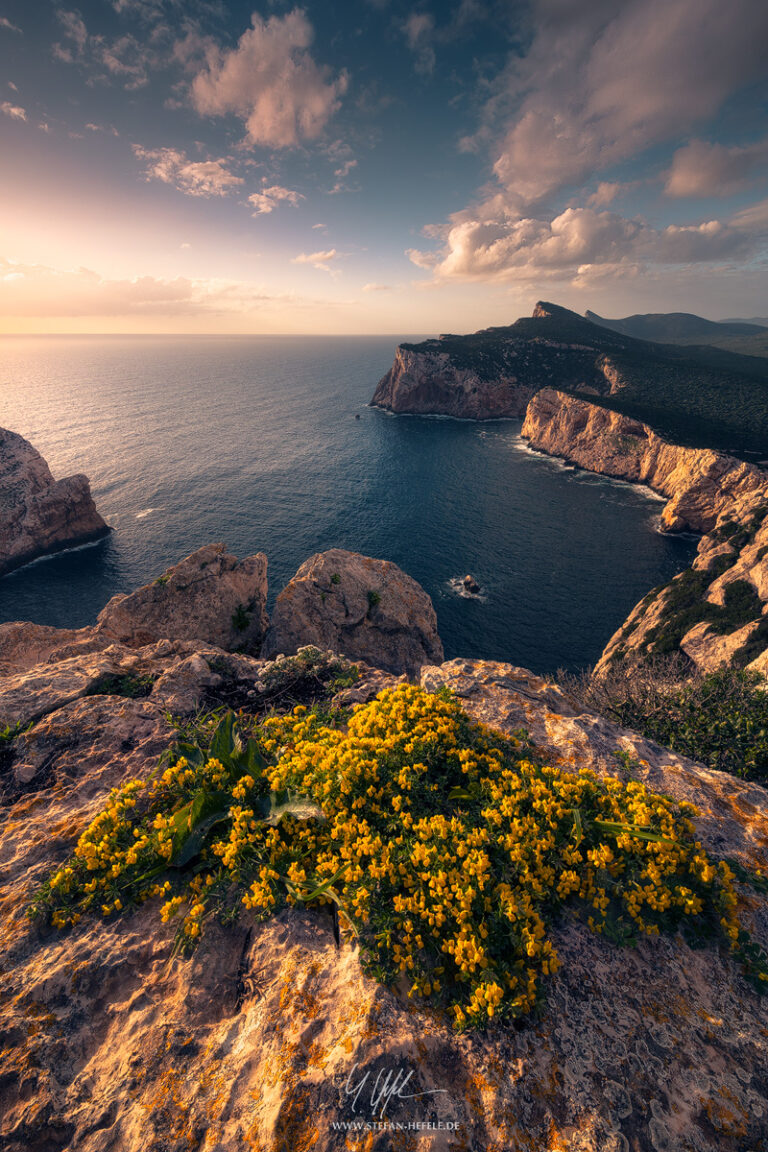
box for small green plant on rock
[231,603,251,633]
[86,673,156,700]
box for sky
[1,0,767,334]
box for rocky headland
[0,427,110,577]
[372,306,768,674]
[2,545,768,1151]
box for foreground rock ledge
[0,426,110,577]
[0,645,767,1151]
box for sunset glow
[1,0,767,333]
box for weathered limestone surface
[1,652,767,1151]
[522,388,768,534]
[0,426,109,576]
[97,543,269,653]
[263,548,444,675]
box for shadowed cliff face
[1,645,767,1152]
[0,427,110,577]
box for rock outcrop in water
[263,547,444,675]
[0,426,109,577]
[1,635,767,1151]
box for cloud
[402,12,435,75]
[132,145,244,196]
[0,256,305,318]
[249,184,304,215]
[53,9,156,89]
[0,16,22,33]
[85,122,120,136]
[586,182,626,207]
[190,9,347,149]
[362,282,392,291]
[665,137,768,198]
[408,204,761,283]
[292,248,339,272]
[474,0,768,208]
[329,158,357,194]
[1,102,26,121]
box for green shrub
[231,603,251,633]
[564,660,768,782]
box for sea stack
[0,426,110,577]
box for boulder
[0,426,109,576]
[96,543,268,653]
[262,548,444,675]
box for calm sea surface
[0,335,697,673]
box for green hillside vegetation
[586,309,768,359]
[402,303,768,458]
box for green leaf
[209,713,236,768]
[594,819,676,845]
[448,786,472,801]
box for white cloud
[665,137,768,198]
[586,182,626,207]
[0,102,26,121]
[190,9,347,149]
[132,145,244,197]
[408,204,761,283]
[362,282,392,291]
[292,248,339,272]
[249,184,304,215]
[402,12,435,75]
[0,17,22,34]
[473,0,768,208]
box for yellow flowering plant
[31,684,768,1027]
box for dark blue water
[0,335,696,672]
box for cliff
[0,427,110,577]
[371,302,768,455]
[518,388,768,673]
[521,388,768,534]
[370,343,537,419]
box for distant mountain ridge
[372,301,768,457]
[586,309,768,358]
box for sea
[0,335,698,673]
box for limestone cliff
[370,343,534,419]
[0,427,110,576]
[518,388,768,672]
[371,302,768,456]
[522,388,768,534]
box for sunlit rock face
[1,646,767,1152]
[0,426,110,577]
[263,547,444,676]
